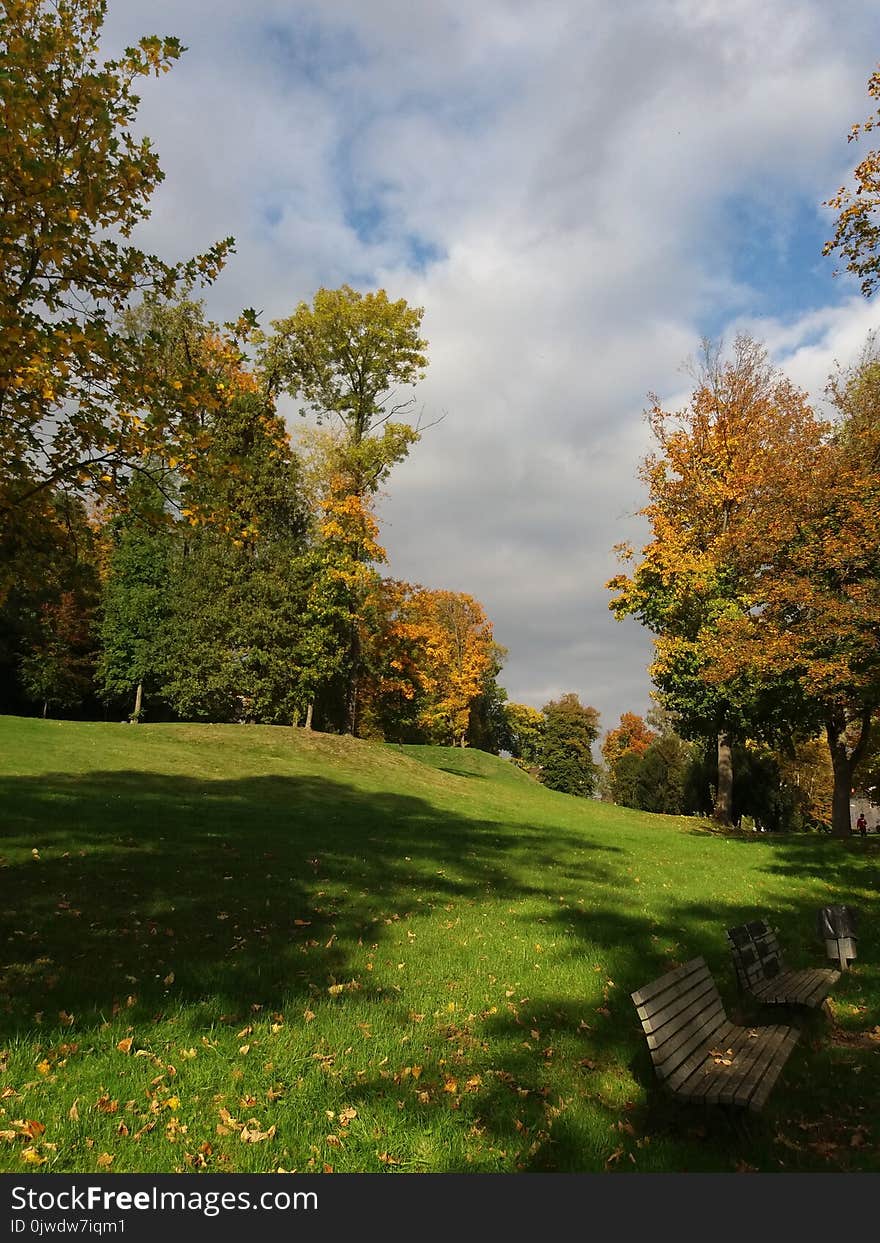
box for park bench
[631,957,799,1112]
[727,919,840,1008]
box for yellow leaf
[163,1096,180,1111]
[22,1147,46,1165]
[116,1037,133,1055]
[68,1100,79,1121]
[96,1153,114,1168]
[36,1060,51,1075]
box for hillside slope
[1,716,877,1173]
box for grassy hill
[1,716,878,1172]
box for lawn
[0,716,877,1173]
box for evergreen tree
[539,693,600,797]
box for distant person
[856,812,868,837]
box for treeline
[1,292,506,745]
[599,711,837,832]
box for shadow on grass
[0,768,622,1039]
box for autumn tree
[702,344,880,835]
[539,693,600,797]
[357,581,500,745]
[0,0,231,552]
[601,711,656,799]
[608,336,824,824]
[257,285,429,732]
[824,62,880,296]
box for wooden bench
[727,919,840,1008]
[631,957,799,1112]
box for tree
[0,0,231,551]
[20,590,94,717]
[96,473,173,720]
[610,749,645,809]
[359,582,499,746]
[601,711,656,786]
[824,62,880,296]
[504,702,546,770]
[258,285,429,733]
[701,344,880,835]
[633,734,690,815]
[608,336,825,824]
[539,693,600,797]
[259,285,428,495]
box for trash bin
[816,905,858,970]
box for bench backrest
[631,957,728,1083]
[726,919,785,991]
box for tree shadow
[0,768,621,1040]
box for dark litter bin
[816,905,858,970]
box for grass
[0,715,878,1174]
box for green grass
[1,716,878,1173]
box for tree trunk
[132,681,143,722]
[825,712,871,837]
[713,730,734,826]
[304,702,313,731]
[345,624,361,736]
[42,700,47,719]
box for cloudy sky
[103,0,880,736]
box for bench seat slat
[679,1024,772,1103]
[744,1028,800,1113]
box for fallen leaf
[116,1037,134,1055]
[96,1153,114,1169]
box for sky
[102,0,880,737]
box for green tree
[610,749,644,808]
[0,0,231,556]
[634,734,691,815]
[504,703,545,769]
[539,693,600,797]
[96,473,173,720]
[260,285,428,493]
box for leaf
[21,1147,47,1165]
[116,1037,134,1054]
[327,984,344,996]
[68,1100,79,1121]
[36,1060,51,1075]
[96,1153,114,1168]
[377,1151,400,1165]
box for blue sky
[102,0,880,736]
